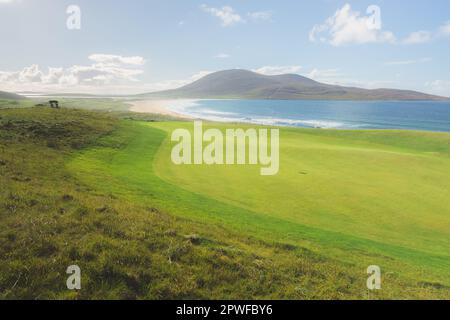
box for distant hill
[139,69,448,101]
[0,91,25,100]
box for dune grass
[1,106,449,299]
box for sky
[1,0,450,96]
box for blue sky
[1,0,450,95]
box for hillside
[140,69,448,101]
[0,105,375,299]
[1,104,449,299]
[0,91,25,100]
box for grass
[1,105,449,299]
[151,123,450,261]
[31,98,131,112]
[69,120,450,297]
[154,123,450,278]
[0,99,35,109]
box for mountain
[140,69,448,101]
[0,91,25,100]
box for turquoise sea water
[169,100,450,132]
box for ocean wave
[250,118,346,128]
[165,99,202,113]
[160,99,450,132]
[178,113,348,129]
[165,100,352,129]
[195,109,238,116]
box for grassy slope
[0,108,400,299]
[67,119,450,298]
[151,123,450,264]
[0,98,127,112]
[151,123,450,280]
[0,99,35,109]
[3,106,418,300]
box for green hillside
[1,105,449,299]
[69,119,450,297]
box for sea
[167,99,450,132]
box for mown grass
[69,119,449,299]
[1,106,449,299]
[150,123,450,283]
[150,123,450,268]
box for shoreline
[128,100,196,119]
[127,99,336,128]
[127,99,450,133]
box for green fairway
[154,123,450,255]
[68,120,450,291]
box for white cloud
[190,70,213,82]
[200,5,244,27]
[248,11,272,22]
[302,68,397,89]
[215,53,230,59]
[253,65,302,75]
[0,0,20,4]
[402,21,450,45]
[305,68,348,85]
[307,68,340,80]
[310,6,450,46]
[309,4,396,46]
[384,57,432,66]
[0,54,147,94]
[402,31,432,44]
[253,66,366,87]
[121,70,214,94]
[200,5,272,27]
[425,80,450,97]
[438,21,450,36]
[88,54,146,66]
[0,57,214,95]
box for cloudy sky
[1,0,450,96]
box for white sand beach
[129,100,195,119]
